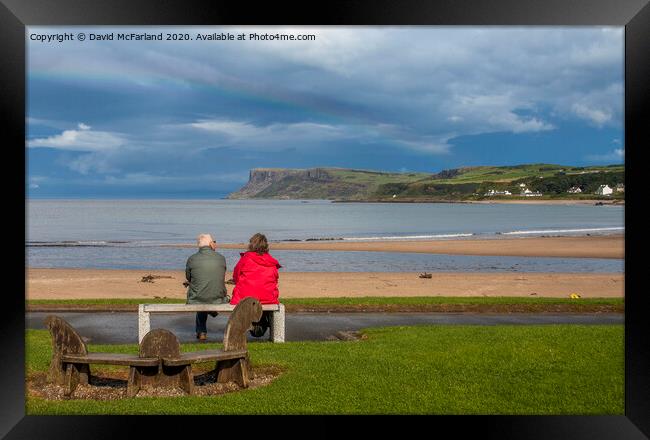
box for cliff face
[227,168,335,199]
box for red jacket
[230,251,281,305]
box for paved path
[26,312,623,345]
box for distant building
[519,183,527,188]
[615,184,625,193]
[520,188,543,197]
[595,184,613,196]
[485,189,512,196]
[567,186,582,194]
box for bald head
[197,234,215,248]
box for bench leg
[239,358,250,388]
[127,366,142,398]
[216,358,249,388]
[244,353,253,377]
[48,354,66,385]
[64,363,80,397]
[79,364,90,385]
[179,365,194,396]
[270,304,285,343]
[138,306,151,344]
[50,359,89,387]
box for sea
[26,199,625,273]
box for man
[185,233,228,341]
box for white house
[567,186,582,194]
[595,184,613,196]
[520,188,543,197]
[484,189,512,196]
[615,184,625,193]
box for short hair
[197,233,214,247]
[247,233,269,254]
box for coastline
[332,198,624,205]
[163,234,624,259]
[467,199,623,205]
[26,268,624,300]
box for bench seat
[62,353,159,367]
[162,349,248,367]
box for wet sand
[26,268,624,300]
[167,235,624,259]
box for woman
[230,233,281,337]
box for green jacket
[185,247,228,304]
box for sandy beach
[26,268,624,300]
[167,235,624,259]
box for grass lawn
[282,296,622,306]
[26,324,624,415]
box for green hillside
[227,164,625,201]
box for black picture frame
[2,0,648,437]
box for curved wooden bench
[45,315,158,397]
[45,297,263,397]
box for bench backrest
[44,315,88,384]
[139,328,181,358]
[45,315,88,356]
[223,297,263,351]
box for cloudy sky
[27,26,624,198]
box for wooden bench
[45,315,159,397]
[46,297,265,397]
[138,302,285,343]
